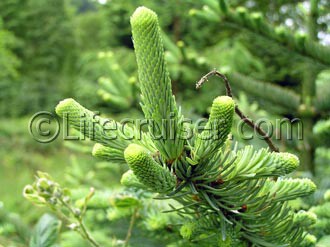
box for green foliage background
[0,0,329,246]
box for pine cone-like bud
[180,221,197,240]
[131,7,183,160]
[130,7,177,123]
[55,98,129,150]
[120,170,147,189]
[124,144,176,193]
[293,210,317,227]
[92,143,124,163]
[300,233,317,247]
[194,96,235,160]
[273,152,300,175]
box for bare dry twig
[196,69,279,153]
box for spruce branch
[227,72,301,112]
[313,119,330,146]
[217,0,330,68]
[221,146,299,181]
[97,51,136,110]
[50,6,318,246]
[196,69,279,152]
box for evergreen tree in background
[190,0,330,175]
[0,0,328,246]
[0,0,75,115]
[0,17,20,116]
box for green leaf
[30,214,61,247]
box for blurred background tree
[0,0,76,116]
[0,0,329,246]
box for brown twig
[196,69,279,152]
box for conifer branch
[196,70,279,152]
[227,72,301,112]
[48,6,318,246]
[217,0,330,68]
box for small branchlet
[23,172,100,247]
[196,69,279,152]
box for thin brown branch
[196,69,279,153]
